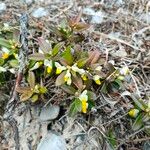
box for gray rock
[83,8,105,24]
[91,11,105,24]
[0,3,6,14]
[39,105,60,121]
[37,132,67,150]
[32,7,48,18]
[83,7,95,15]
[25,0,33,5]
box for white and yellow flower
[128,109,139,118]
[64,70,72,85]
[55,62,67,74]
[79,90,88,113]
[1,47,10,59]
[95,66,102,71]
[93,75,101,85]
[71,63,85,74]
[120,66,129,75]
[44,59,53,74]
[30,61,43,71]
[71,63,88,80]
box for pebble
[39,105,60,121]
[25,0,33,5]
[37,132,67,150]
[83,7,105,24]
[32,7,48,18]
[91,11,105,24]
[0,3,6,14]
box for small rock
[91,11,105,24]
[24,0,33,5]
[32,7,48,18]
[83,7,95,15]
[0,3,6,14]
[139,13,150,24]
[83,8,105,24]
[39,105,60,121]
[37,132,67,150]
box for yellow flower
[55,62,66,74]
[44,59,53,74]
[2,53,9,59]
[81,99,88,113]
[64,70,71,85]
[81,74,88,81]
[93,75,101,85]
[30,62,43,71]
[72,63,87,81]
[79,90,88,113]
[128,109,139,118]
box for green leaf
[100,82,108,94]
[76,58,87,67]
[114,78,123,87]
[31,94,39,103]
[72,72,83,90]
[143,113,150,122]
[0,38,11,48]
[28,60,37,69]
[0,58,4,65]
[55,71,66,86]
[29,53,45,61]
[38,37,52,54]
[107,129,117,149]
[73,22,90,31]
[110,81,120,91]
[52,42,64,56]
[69,99,82,117]
[87,91,96,100]
[16,87,31,93]
[61,45,73,65]
[9,59,19,68]
[87,99,95,110]
[61,84,76,95]
[20,91,33,101]
[131,96,146,111]
[132,114,143,131]
[39,86,47,94]
[28,71,35,88]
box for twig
[92,31,145,52]
[4,14,29,150]
[116,127,145,149]
[51,1,74,20]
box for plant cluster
[0,12,150,128]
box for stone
[91,11,105,24]
[32,7,48,18]
[37,132,67,150]
[0,3,6,14]
[39,105,60,121]
[25,0,33,5]
[83,8,105,24]
[83,7,95,15]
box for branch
[3,13,29,150]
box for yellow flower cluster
[79,90,88,113]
